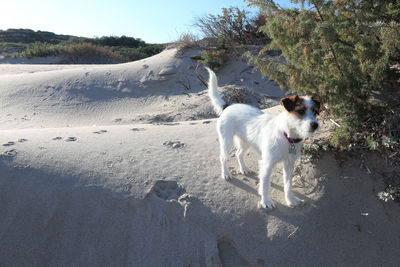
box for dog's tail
[206,67,227,116]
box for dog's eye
[297,109,305,115]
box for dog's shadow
[227,176,258,196]
[227,169,314,206]
[227,168,258,195]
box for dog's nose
[311,122,319,131]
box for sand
[1,46,399,266]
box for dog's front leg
[283,157,301,207]
[258,159,275,209]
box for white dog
[206,68,320,209]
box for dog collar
[283,132,302,144]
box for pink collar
[283,132,303,144]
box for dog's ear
[280,95,299,112]
[311,96,322,112]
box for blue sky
[1,0,297,43]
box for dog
[206,67,320,209]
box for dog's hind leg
[234,136,250,175]
[218,129,233,180]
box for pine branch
[312,0,344,77]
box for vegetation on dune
[0,28,72,44]
[111,44,164,62]
[0,29,165,62]
[244,0,400,202]
[194,6,269,47]
[193,6,269,72]
[200,35,229,72]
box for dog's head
[280,95,321,139]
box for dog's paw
[222,172,232,181]
[285,196,304,208]
[239,167,251,175]
[259,198,276,209]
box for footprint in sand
[65,137,77,142]
[163,140,185,149]
[161,122,180,126]
[150,180,185,201]
[2,149,17,157]
[18,138,28,143]
[52,137,63,140]
[130,128,145,132]
[93,130,108,134]
[106,161,114,169]
[3,141,15,147]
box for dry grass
[171,33,203,52]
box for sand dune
[1,47,399,266]
[0,47,282,130]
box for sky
[1,0,297,44]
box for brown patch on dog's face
[310,105,319,116]
[311,96,321,115]
[280,95,298,112]
[292,100,307,119]
[280,95,306,118]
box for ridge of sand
[1,47,399,266]
[0,47,283,130]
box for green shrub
[64,42,122,62]
[200,35,228,72]
[200,48,227,72]
[246,0,400,150]
[366,135,378,151]
[20,42,61,58]
[92,35,145,48]
[112,44,164,62]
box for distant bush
[64,42,122,62]
[0,29,72,44]
[113,44,164,61]
[246,0,400,150]
[9,42,120,62]
[174,33,201,49]
[194,6,269,71]
[194,6,269,46]
[92,35,146,48]
[1,29,165,63]
[19,42,62,58]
